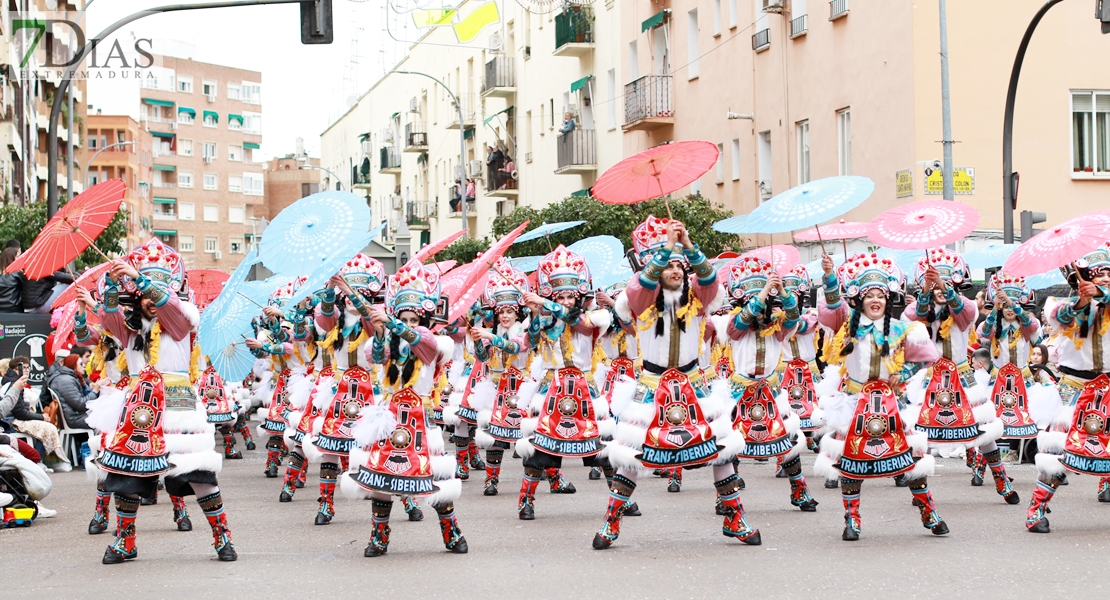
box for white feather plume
[351,404,398,448]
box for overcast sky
[85,0,431,160]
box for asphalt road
[6,439,1110,599]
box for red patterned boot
[1027,479,1058,533]
[592,475,635,549]
[984,449,1020,504]
[199,491,237,561]
[716,474,761,545]
[364,499,392,557]
[315,462,338,525]
[783,456,818,511]
[435,503,469,553]
[102,495,139,564]
[546,468,576,494]
[89,482,111,535]
[518,469,542,520]
[170,495,192,531]
[909,478,950,535]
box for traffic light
[300,0,333,44]
[1100,0,1110,34]
[1020,210,1046,241]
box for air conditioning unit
[425,199,437,217]
[206,95,216,103]
[170,122,177,130]
[382,128,395,143]
[489,32,503,52]
[203,156,214,164]
[409,97,419,112]
[214,250,222,260]
[410,132,427,146]
[762,0,785,13]
[391,195,403,210]
[468,160,483,178]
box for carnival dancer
[343,258,466,556]
[469,259,535,496]
[249,283,302,478]
[902,249,1008,499]
[515,244,613,521]
[274,282,321,502]
[1026,245,1110,532]
[595,217,744,549]
[592,282,643,489]
[709,256,817,512]
[198,366,242,460]
[443,301,493,482]
[813,252,947,541]
[89,238,236,563]
[309,254,401,525]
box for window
[242,112,262,135]
[227,84,241,100]
[243,172,264,196]
[300,183,319,197]
[203,113,217,127]
[229,238,244,254]
[731,138,741,181]
[797,120,811,184]
[228,118,241,132]
[88,135,97,150]
[242,82,262,104]
[716,142,725,183]
[228,176,242,192]
[713,0,722,36]
[837,108,852,176]
[203,173,218,190]
[244,149,255,164]
[628,41,639,81]
[228,145,241,162]
[203,204,219,221]
[228,205,245,223]
[179,235,194,252]
[729,0,738,28]
[178,111,194,125]
[179,202,195,220]
[178,76,193,94]
[687,10,700,79]
[202,79,217,98]
[179,171,194,188]
[203,142,216,161]
[179,139,193,156]
[204,236,218,253]
[758,131,772,200]
[1072,91,1110,175]
[606,69,616,128]
[153,202,175,218]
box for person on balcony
[498,157,516,190]
[560,113,576,135]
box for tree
[491,194,743,259]
[436,235,491,265]
[0,199,129,272]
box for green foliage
[0,198,129,272]
[437,235,491,265]
[491,194,742,259]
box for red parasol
[188,269,230,310]
[5,179,127,279]
[53,300,99,348]
[441,221,530,324]
[867,200,979,251]
[51,261,111,309]
[794,219,869,242]
[592,141,720,219]
[1002,212,1110,277]
[739,245,801,275]
[414,229,468,263]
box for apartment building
[137,54,264,271]
[618,0,1110,251]
[321,0,623,247]
[86,114,154,250]
[263,155,321,220]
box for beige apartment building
[263,155,321,221]
[138,55,264,271]
[620,0,1110,252]
[86,114,154,250]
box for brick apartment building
[85,114,154,251]
[263,155,321,221]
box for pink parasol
[414,229,468,263]
[441,221,530,324]
[867,200,980,251]
[51,261,111,309]
[739,245,800,275]
[188,269,231,310]
[592,141,720,219]
[53,300,99,348]
[429,260,458,275]
[794,220,869,242]
[1002,212,1110,277]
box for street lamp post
[68,0,98,201]
[294,157,343,190]
[394,70,469,239]
[83,140,134,179]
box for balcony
[790,15,808,38]
[830,0,849,20]
[404,122,428,152]
[446,94,477,130]
[482,56,516,98]
[554,6,595,57]
[152,211,176,221]
[405,200,430,230]
[555,128,596,174]
[353,163,373,191]
[153,181,176,189]
[752,28,770,52]
[622,75,674,132]
[379,147,401,174]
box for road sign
[924,166,974,195]
[895,169,913,198]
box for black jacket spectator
[1,362,43,429]
[46,359,94,430]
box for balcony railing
[448,93,477,128]
[482,56,515,94]
[752,28,771,51]
[830,0,849,20]
[405,122,428,149]
[554,6,594,53]
[557,128,596,172]
[624,75,673,125]
[405,200,430,228]
[790,15,808,37]
[380,146,401,171]
[153,181,176,188]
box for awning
[571,188,591,198]
[359,131,372,141]
[153,164,175,172]
[142,98,174,107]
[483,105,514,126]
[203,110,219,123]
[391,112,400,120]
[464,127,474,140]
[177,107,195,116]
[243,142,260,150]
[151,131,175,139]
[570,75,592,93]
[642,10,667,32]
[152,229,177,236]
[152,197,176,204]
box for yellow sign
[925,167,974,195]
[896,169,913,198]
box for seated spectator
[450,180,463,212]
[1030,344,1058,384]
[2,356,72,472]
[498,156,516,190]
[0,375,41,464]
[465,178,476,202]
[49,348,97,433]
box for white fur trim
[965,382,989,406]
[286,375,314,410]
[340,472,369,500]
[587,308,613,333]
[608,376,639,419]
[1037,430,1067,454]
[701,378,733,421]
[179,301,200,328]
[311,376,337,411]
[594,364,612,391]
[1035,452,1066,478]
[527,389,547,414]
[477,409,492,428]
[520,417,539,438]
[311,415,324,436]
[283,412,304,447]
[475,428,496,449]
[427,426,445,456]
[812,453,839,481]
[351,404,397,447]
[1051,405,1075,431]
[906,431,929,455]
[616,400,657,428]
[164,432,216,454]
[165,450,223,478]
[614,292,632,324]
[904,370,928,407]
[598,418,616,439]
[818,392,857,433]
[1028,383,1064,429]
[903,453,935,481]
[605,442,648,473]
[819,434,846,461]
[431,454,457,479]
[85,387,126,434]
[899,403,925,433]
[782,437,804,462]
[614,421,648,449]
[972,402,998,425]
[426,478,462,507]
[447,358,466,386]
[710,313,732,347]
[435,335,455,364]
[972,418,1005,448]
[469,378,497,412]
[783,412,801,439]
[704,282,728,315]
[515,436,536,460]
[163,408,210,434]
[85,459,107,482]
[442,404,461,426]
